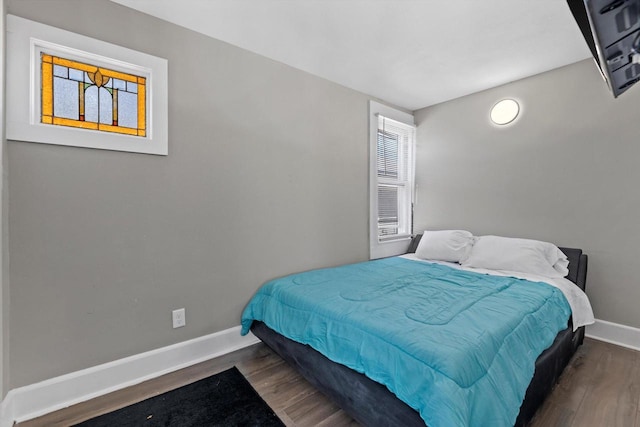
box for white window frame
[369,100,416,260]
[6,14,168,155]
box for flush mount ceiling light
[490,99,520,125]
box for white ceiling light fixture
[490,99,520,125]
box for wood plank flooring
[15,338,640,427]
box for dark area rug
[74,366,285,426]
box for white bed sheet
[400,253,594,331]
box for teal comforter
[241,257,571,427]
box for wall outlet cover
[172,308,186,328]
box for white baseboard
[1,319,636,427]
[0,325,260,427]
[586,319,640,352]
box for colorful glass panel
[40,53,146,137]
[118,91,138,128]
[68,68,84,82]
[113,78,126,91]
[127,81,138,93]
[53,77,79,119]
[53,64,67,78]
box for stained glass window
[41,53,146,137]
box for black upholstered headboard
[558,247,588,291]
[406,233,423,254]
[406,234,588,291]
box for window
[6,15,168,155]
[41,54,147,137]
[369,101,415,259]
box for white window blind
[376,115,415,241]
[369,101,415,259]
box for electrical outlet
[172,308,186,328]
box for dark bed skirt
[252,321,585,427]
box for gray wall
[414,59,640,330]
[6,0,371,389]
[1,0,6,398]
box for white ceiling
[111,0,592,111]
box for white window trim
[369,100,415,260]
[6,14,168,155]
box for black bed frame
[251,243,588,427]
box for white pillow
[415,230,474,263]
[461,235,569,278]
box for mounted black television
[567,0,640,97]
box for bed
[241,233,592,426]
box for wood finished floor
[16,338,640,427]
